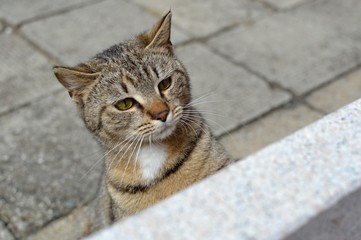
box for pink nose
[155,110,169,122]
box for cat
[53,11,231,236]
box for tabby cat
[54,11,231,235]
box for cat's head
[54,12,191,146]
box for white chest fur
[138,144,168,182]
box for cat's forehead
[99,42,173,65]
[127,49,175,71]
[95,42,183,95]
[103,50,177,79]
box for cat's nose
[149,100,170,122]
[155,110,169,122]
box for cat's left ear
[143,11,173,51]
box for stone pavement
[0,0,360,239]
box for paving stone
[0,34,60,115]
[0,0,90,25]
[22,0,190,66]
[131,0,270,37]
[303,0,361,41]
[0,221,14,240]
[306,68,361,113]
[220,104,322,159]
[263,0,310,9]
[0,91,102,238]
[208,0,361,95]
[176,43,290,136]
[28,205,91,240]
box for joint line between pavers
[15,0,107,28]
[282,0,324,12]
[301,62,361,100]
[11,0,108,67]
[257,0,324,12]
[0,88,63,118]
[0,218,18,240]
[302,101,328,115]
[25,208,76,238]
[178,23,242,48]
[215,101,310,140]
[26,196,96,238]
[213,60,361,139]
[255,0,279,11]
[0,19,14,35]
[205,42,297,96]
[12,27,64,65]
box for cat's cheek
[178,95,190,106]
[170,99,181,108]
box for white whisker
[179,119,197,136]
[121,135,143,183]
[133,135,144,175]
[113,135,140,171]
[185,92,217,107]
[177,121,190,134]
[181,115,207,135]
[106,136,137,173]
[186,111,235,139]
[186,99,235,108]
[183,109,233,120]
[80,134,134,181]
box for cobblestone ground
[1,0,361,238]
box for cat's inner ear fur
[53,63,99,101]
[140,11,173,51]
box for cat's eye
[115,98,135,111]
[158,77,172,91]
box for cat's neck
[104,112,204,184]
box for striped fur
[54,11,231,235]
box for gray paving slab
[0,91,102,238]
[208,0,361,95]
[176,43,290,136]
[304,0,361,41]
[220,104,322,159]
[263,0,310,9]
[22,0,190,66]
[131,0,270,37]
[27,205,91,240]
[0,0,91,25]
[0,34,60,115]
[306,68,361,113]
[0,221,14,240]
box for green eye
[158,77,172,91]
[115,98,134,110]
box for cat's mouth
[152,111,179,140]
[154,123,177,140]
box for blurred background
[0,0,361,238]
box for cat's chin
[153,123,177,141]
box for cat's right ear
[139,11,173,52]
[53,65,99,102]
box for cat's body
[54,11,231,236]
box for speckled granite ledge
[86,99,361,240]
